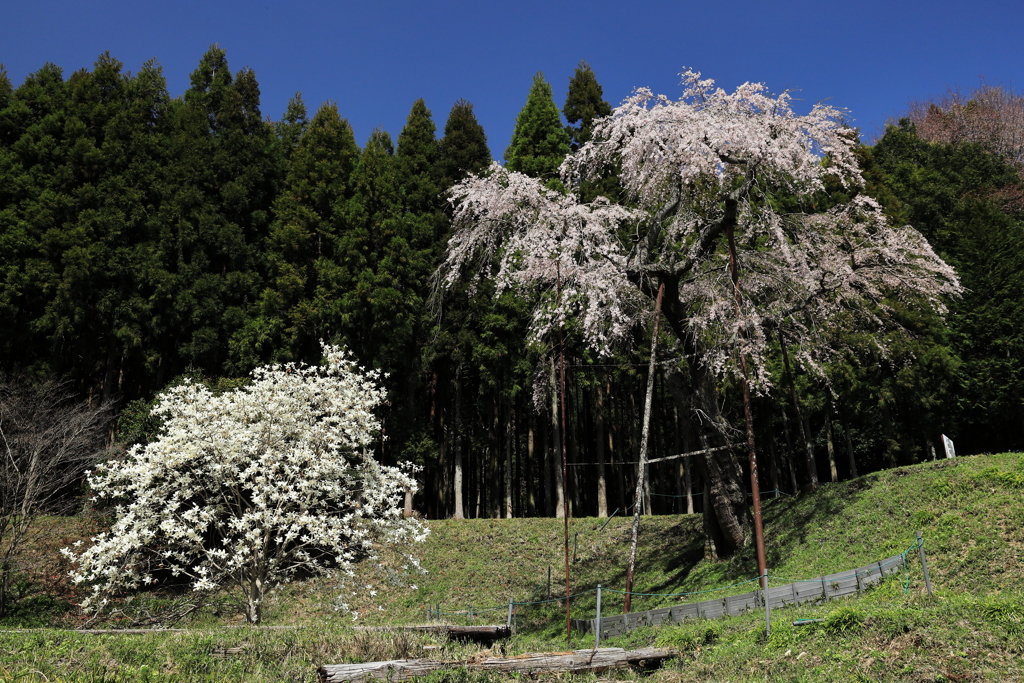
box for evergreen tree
[504,73,569,180]
[396,99,441,215]
[156,46,281,379]
[563,61,612,152]
[274,92,308,162]
[0,55,171,402]
[337,128,410,370]
[871,120,1024,453]
[232,102,359,368]
[438,99,490,190]
[562,62,621,203]
[0,62,68,377]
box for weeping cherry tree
[437,70,961,557]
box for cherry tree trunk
[663,356,751,558]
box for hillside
[267,452,1023,627]
[1,453,1021,681]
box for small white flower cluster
[61,344,428,624]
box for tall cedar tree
[274,92,308,162]
[337,129,418,392]
[562,61,620,203]
[391,99,446,468]
[423,99,492,516]
[235,102,360,368]
[438,99,490,191]
[504,73,570,181]
[563,61,612,152]
[0,55,171,402]
[159,46,281,381]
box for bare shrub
[0,376,112,617]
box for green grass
[1,453,1022,681]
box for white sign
[942,434,956,459]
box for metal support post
[917,530,933,596]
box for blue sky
[2,0,1020,156]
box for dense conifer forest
[2,48,1023,523]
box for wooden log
[352,624,510,643]
[318,646,678,683]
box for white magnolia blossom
[439,70,962,388]
[62,344,427,624]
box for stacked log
[319,646,678,682]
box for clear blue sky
[2,0,1021,156]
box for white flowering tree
[438,71,961,555]
[62,344,426,625]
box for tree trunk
[550,356,565,519]
[453,375,465,520]
[681,416,695,514]
[658,280,751,556]
[841,405,858,478]
[825,400,838,483]
[543,417,552,516]
[610,390,625,512]
[672,406,683,514]
[505,400,513,518]
[595,380,608,517]
[780,332,818,489]
[528,417,537,516]
[765,424,781,498]
[662,358,751,557]
[777,396,800,495]
[624,282,664,612]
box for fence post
[547,566,551,599]
[916,530,933,597]
[469,604,473,623]
[763,571,771,636]
[507,599,514,633]
[595,585,602,649]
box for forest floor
[0,452,1021,681]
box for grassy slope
[1,453,1022,681]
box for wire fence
[424,533,931,641]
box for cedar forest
[2,47,1023,543]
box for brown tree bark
[659,334,751,555]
